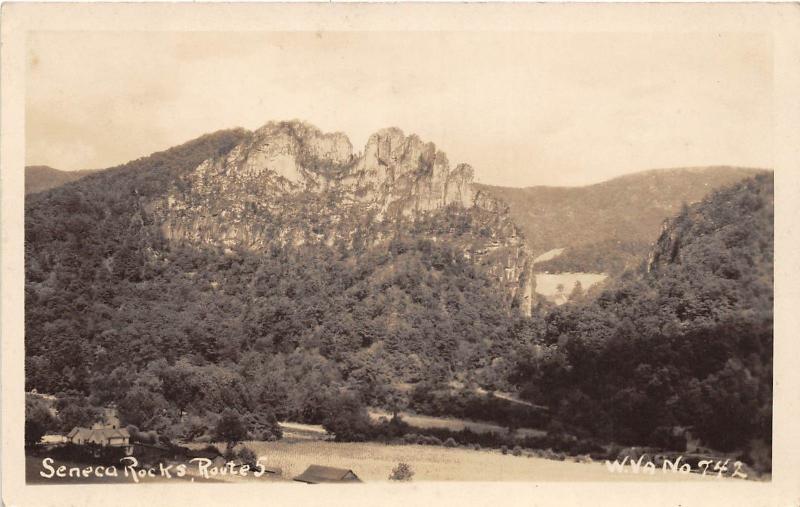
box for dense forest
[510,174,773,463]
[24,128,772,467]
[24,129,530,442]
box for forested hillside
[25,124,534,439]
[24,122,772,464]
[510,174,773,461]
[478,167,763,274]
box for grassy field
[237,440,709,482]
[278,421,330,440]
[368,409,547,439]
[27,442,727,484]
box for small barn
[293,465,361,484]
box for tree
[161,361,197,418]
[88,366,132,406]
[385,386,408,419]
[321,394,374,442]
[117,386,168,429]
[244,409,283,441]
[388,462,414,481]
[569,281,584,302]
[25,418,47,448]
[26,397,56,447]
[214,409,248,454]
[55,394,103,432]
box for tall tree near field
[214,409,248,454]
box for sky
[25,31,772,187]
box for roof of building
[92,427,130,439]
[293,465,361,484]
[68,426,130,440]
[67,427,92,439]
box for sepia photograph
[2,3,799,507]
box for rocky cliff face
[151,120,535,315]
[352,127,474,215]
[646,219,679,273]
[646,173,774,279]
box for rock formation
[153,120,536,315]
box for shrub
[443,437,457,448]
[473,443,481,451]
[223,446,237,461]
[126,425,141,442]
[372,415,412,440]
[512,446,522,457]
[200,444,222,456]
[388,462,414,482]
[501,445,509,455]
[428,436,442,446]
[128,426,159,445]
[256,429,280,441]
[237,446,257,467]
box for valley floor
[26,440,750,484]
[214,440,712,482]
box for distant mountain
[25,165,97,195]
[476,167,766,274]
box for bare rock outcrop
[154,120,535,315]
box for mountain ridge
[476,165,767,274]
[25,122,768,309]
[25,165,98,195]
